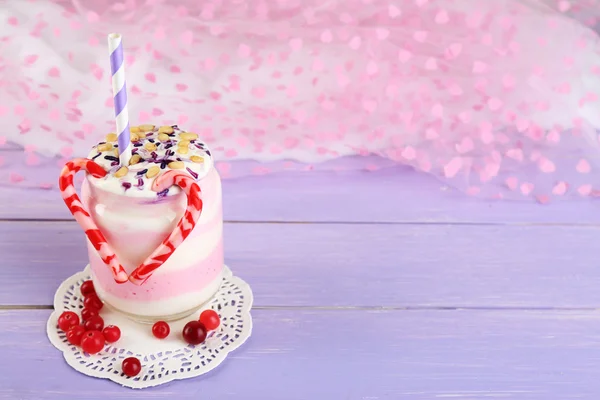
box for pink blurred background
[2,0,600,202]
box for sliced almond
[106,133,118,142]
[158,125,174,134]
[158,133,170,142]
[138,124,155,131]
[144,142,157,151]
[130,126,141,133]
[146,166,160,178]
[114,166,128,178]
[113,148,120,157]
[177,140,190,148]
[97,143,113,152]
[130,133,140,142]
[168,161,184,169]
[177,146,189,155]
[190,155,204,163]
[179,132,198,141]
[129,154,141,165]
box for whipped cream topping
[86,124,213,198]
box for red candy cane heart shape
[58,158,129,284]
[128,170,203,285]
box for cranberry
[84,315,104,332]
[57,311,80,332]
[66,325,86,346]
[122,357,142,377]
[80,280,95,297]
[81,307,99,321]
[182,321,207,345]
[102,325,121,343]
[152,321,170,339]
[81,330,105,354]
[83,294,103,311]
[199,310,220,331]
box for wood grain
[2,309,600,399]
[3,220,599,308]
[2,151,599,224]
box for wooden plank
[2,309,600,399]
[2,149,599,223]
[2,220,599,308]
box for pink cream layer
[82,167,224,303]
[90,202,223,271]
[90,238,224,301]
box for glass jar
[80,167,224,322]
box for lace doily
[47,265,253,389]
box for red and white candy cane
[58,158,129,284]
[128,170,203,285]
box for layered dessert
[78,124,223,321]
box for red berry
[102,325,121,343]
[122,357,142,377]
[80,280,95,297]
[57,311,80,332]
[182,321,207,345]
[84,315,104,332]
[81,307,99,321]
[83,294,103,311]
[81,330,105,354]
[66,325,86,346]
[199,310,220,331]
[152,321,170,339]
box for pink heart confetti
[446,43,462,59]
[289,38,303,51]
[425,57,437,70]
[558,1,571,12]
[376,28,390,40]
[435,10,449,24]
[398,49,412,63]
[414,31,428,42]
[538,157,556,173]
[349,36,362,49]
[488,98,503,111]
[401,146,416,160]
[520,182,534,195]
[388,5,401,18]
[576,159,591,173]
[320,30,333,43]
[473,61,488,74]
[553,182,568,195]
[366,60,379,76]
[578,184,592,196]
[443,157,463,178]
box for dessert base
[95,269,225,324]
[47,264,253,389]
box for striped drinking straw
[107,33,131,166]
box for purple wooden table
[1,157,600,399]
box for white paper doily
[47,265,253,389]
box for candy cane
[59,158,129,284]
[128,170,203,285]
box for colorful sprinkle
[186,167,199,179]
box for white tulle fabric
[2,0,600,201]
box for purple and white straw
[107,33,131,166]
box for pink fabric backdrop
[1,0,600,202]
